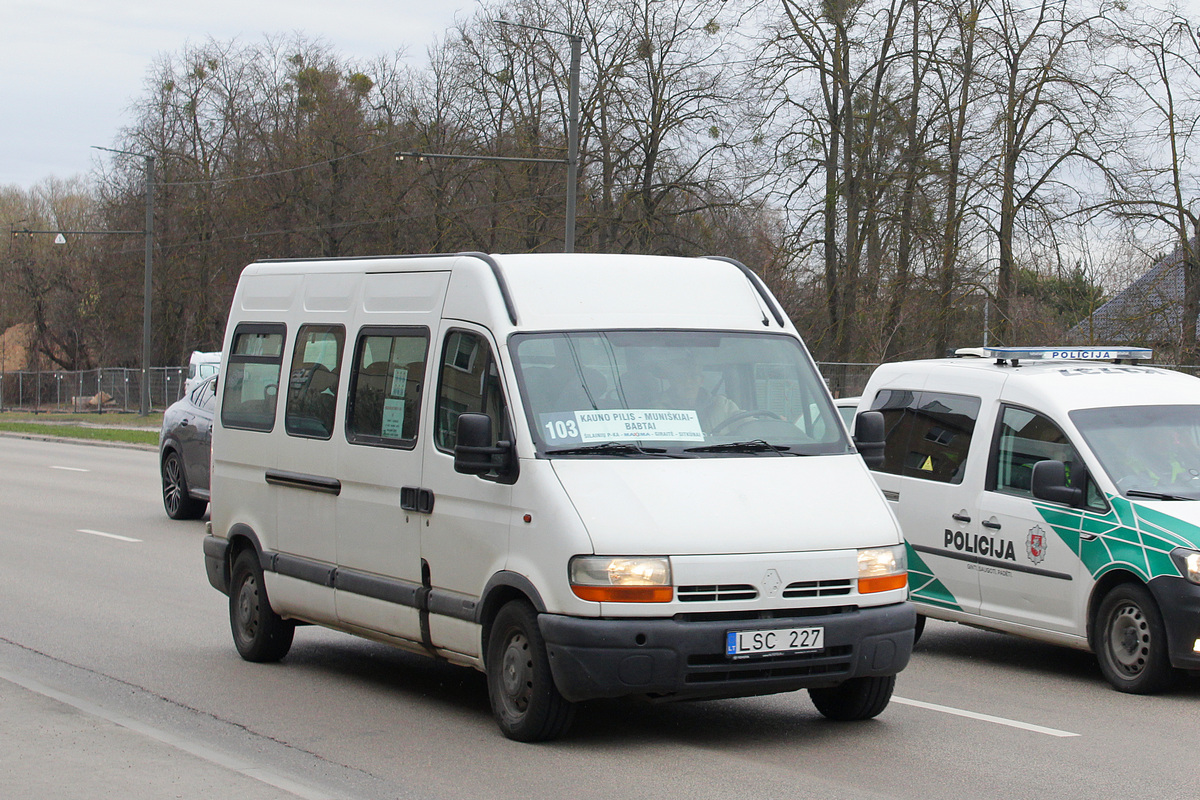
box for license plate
[726,626,824,658]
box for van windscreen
[511,331,850,457]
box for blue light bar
[982,346,1152,362]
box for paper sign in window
[381,398,406,438]
[390,367,409,398]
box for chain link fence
[0,367,187,413]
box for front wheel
[229,549,294,662]
[485,601,575,742]
[1093,583,1177,694]
[162,450,206,520]
[809,674,896,721]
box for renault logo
[762,569,781,597]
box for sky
[2,0,481,189]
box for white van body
[858,347,1200,693]
[185,350,221,396]
[204,252,912,740]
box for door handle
[982,518,1002,530]
[401,486,436,514]
[180,418,190,427]
[1080,532,1098,541]
[952,511,971,523]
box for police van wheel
[230,549,295,663]
[486,601,576,742]
[809,674,895,721]
[1094,583,1176,694]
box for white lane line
[51,466,90,472]
[76,529,142,543]
[0,668,339,800]
[892,696,1080,738]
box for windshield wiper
[545,441,673,457]
[683,440,793,455]
[1125,489,1194,501]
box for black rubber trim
[264,469,342,495]
[273,553,336,587]
[427,588,478,622]
[910,543,1073,580]
[1147,575,1200,670]
[456,251,518,326]
[335,568,422,607]
[703,256,786,327]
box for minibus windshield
[1072,405,1200,500]
[510,330,851,457]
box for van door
[869,387,985,615]
[334,325,433,642]
[420,324,514,658]
[975,405,1088,635]
[270,322,346,624]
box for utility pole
[93,146,154,416]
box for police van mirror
[454,412,513,476]
[1031,460,1083,507]
[853,410,885,470]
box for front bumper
[539,601,915,703]
[1149,576,1200,670]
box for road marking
[892,696,1080,737]
[50,466,89,472]
[76,529,142,543]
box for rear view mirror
[1031,460,1083,507]
[454,412,516,478]
[853,410,885,470]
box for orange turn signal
[571,585,674,603]
[858,573,907,594]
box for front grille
[677,584,758,602]
[684,645,854,683]
[782,579,853,598]
[672,605,856,623]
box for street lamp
[93,146,155,416]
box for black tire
[809,674,896,721]
[229,549,294,663]
[912,614,926,646]
[485,601,575,742]
[161,449,206,520]
[1093,583,1177,694]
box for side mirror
[854,410,885,470]
[454,412,515,477]
[1031,460,1083,507]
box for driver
[659,356,740,431]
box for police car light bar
[979,346,1153,364]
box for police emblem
[1026,526,1048,565]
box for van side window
[435,330,508,451]
[993,405,1104,508]
[346,328,428,446]
[284,324,346,440]
[870,389,980,484]
[220,324,286,432]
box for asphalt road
[1,435,1197,799]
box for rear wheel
[485,601,575,742]
[161,450,206,520]
[229,549,294,662]
[1094,583,1176,694]
[809,674,896,721]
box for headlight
[1170,548,1200,585]
[569,556,672,602]
[858,545,908,594]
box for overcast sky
[2,0,480,189]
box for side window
[871,389,981,484]
[993,405,1104,508]
[284,324,346,440]
[346,328,429,446]
[435,330,509,452]
[220,324,286,432]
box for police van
[202,252,913,741]
[857,346,1200,692]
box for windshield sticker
[539,410,705,444]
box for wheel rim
[235,572,260,644]
[498,629,533,715]
[163,456,184,515]
[1107,601,1151,677]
